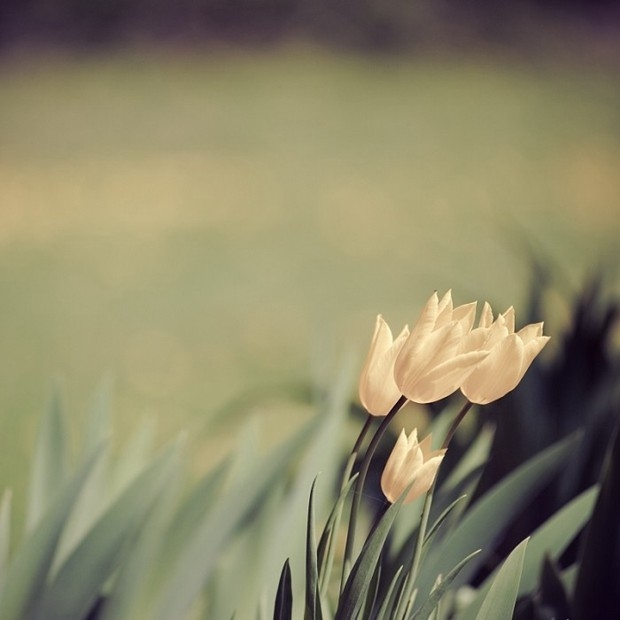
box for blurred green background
[1,3,619,524]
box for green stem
[317,414,374,596]
[340,394,407,593]
[345,414,374,487]
[441,400,473,451]
[396,398,474,620]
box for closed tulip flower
[381,429,446,504]
[394,291,489,403]
[359,315,410,416]
[460,305,550,404]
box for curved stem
[396,398,475,619]
[340,394,407,592]
[441,400,473,450]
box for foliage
[0,274,619,618]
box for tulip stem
[396,398,475,620]
[340,394,407,594]
[441,400,473,450]
[317,413,374,594]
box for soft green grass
[0,46,619,516]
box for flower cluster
[359,290,549,504]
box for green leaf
[336,497,403,620]
[0,490,12,590]
[458,486,597,620]
[317,473,358,597]
[26,384,69,532]
[305,478,323,620]
[573,423,620,620]
[33,443,179,620]
[474,538,528,620]
[372,565,404,620]
[423,495,468,548]
[161,455,230,560]
[412,549,481,620]
[482,485,598,599]
[538,555,571,620]
[274,559,293,620]
[82,376,113,459]
[362,561,382,620]
[0,447,102,620]
[149,418,313,620]
[441,425,494,496]
[416,433,578,599]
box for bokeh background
[1,0,619,524]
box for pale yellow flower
[460,304,550,404]
[381,429,446,504]
[359,315,410,416]
[394,291,489,403]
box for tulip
[381,429,446,504]
[359,315,410,416]
[460,304,550,404]
[394,291,489,403]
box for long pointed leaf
[305,478,323,620]
[0,490,12,590]
[412,549,481,620]
[0,447,102,620]
[417,433,578,599]
[474,538,528,620]
[479,484,598,599]
[573,423,620,620]
[274,559,293,620]
[372,565,404,620]
[458,486,598,620]
[26,385,68,532]
[150,418,314,620]
[317,474,358,597]
[34,443,179,620]
[336,497,403,620]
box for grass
[0,46,618,523]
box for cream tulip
[394,291,489,403]
[460,306,550,405]
[359,315,410,416]
[381,429,446,504]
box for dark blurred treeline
[0,0,618,52]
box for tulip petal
[404,454,445,504]
[409,350,490,403]
[502,307,516,334]
[435,290,454,327]
[517,322,544,342]
[408,292,440,344]
[359,315,411,416]
[452,302,477,333]
[479,302,494,328]
[462,334,525,404]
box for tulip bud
[359,315,409,416]
[381,429,446,504]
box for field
[0,46,619,515]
